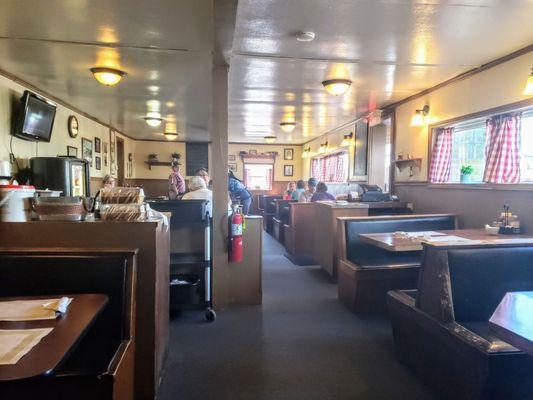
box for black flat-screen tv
[14,91,57,142]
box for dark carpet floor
[157,233,437,400]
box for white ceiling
[0,1,531,144]
[228,0,533,144]
[0,0,213,141]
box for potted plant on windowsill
[460,165,474,184]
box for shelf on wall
[145,161,172,170]
[240,154,277,160]
[394,158,422,172]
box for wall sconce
[523,68,533,96]
[301,147,311,158]
[341,132,354,147]
[318,141,328,154]
[411,105,430,127]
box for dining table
[358,228,533,252]
[0,293,108,381]
[489,291,533,357]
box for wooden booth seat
[338,214,457,313]
[262,195,283,234]
[0,248,137,400]
[387,244,533,399]
[272,199,296,243]
[283,203,316,265]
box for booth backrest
[448,246,533,322]
[285,203,316,254]
[0,249,136,372]
[275,199,297,223]
[265,195,283,214]
[344,215,457,265]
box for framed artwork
[228,155,236,161]
[284,164,294,176]
[103,142,108,154]
[67,145,78,158]
[95,156,101,170]
[94,137,101,153]
[110,130,116,163]
[248,149,257,155]
[81,138,93,166]
[284,148,294,160]
[104,154,108,167]
[228,163,237,172]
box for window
[312,151,348,183]
[244,163,273,190]
[449,124,486,183]
[430,106,533,184]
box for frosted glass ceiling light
[523,68,533,96]
[90,67,126,86]
[264,136,276,144]
[280,122,296,133]
[143,114,163,127]
[322,79,352,96]
[164,132,178,141]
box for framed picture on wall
[67,145,78,158]
[284,148,294,160]
[284,164,294,176]
[81,138,93,166]
[94,137,101,153]
[228,155,236,161]
[103,142,108,154]
[229,163,237,172]
[95,156,101,170]
[104,154,108,167]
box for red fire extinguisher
[229,206,244,263]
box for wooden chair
[0,248,137,400]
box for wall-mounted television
[13,91,57,142]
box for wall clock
[68,115,79,138]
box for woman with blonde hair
[284,181,296,200]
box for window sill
[426,183,533,191]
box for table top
[489,292,533,357]
[358,229,533,252]
[0,294,108,381]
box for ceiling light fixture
[301,147,311,158]
[144,116,163,127]
[295,31,315,42]
[280,121,296,133]
[411,105,430,127]
[264,136,277,144]
[164,132,178,141]
[523,68,533,96]
[341,132,354,147]
[318,141,328,154]
[90,67,126,87]
[322,79,352,96]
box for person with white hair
[181,176,213,216]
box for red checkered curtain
[312,152,347,182]
[429,127,454,183]
[483,112,521,184]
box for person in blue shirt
[228,170,253,214]
[310,182,336,202]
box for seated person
[292,180,306,200]
[102,174,116,189]
[299,178,318,203]
[181,176,213,216]
[284,181,296,200]
[310,182,336,202]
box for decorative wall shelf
[145,161,172,170]
[240,154,277,160]
[394,158,422,172]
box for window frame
[426,98,533,190]
[243,162,274,191]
